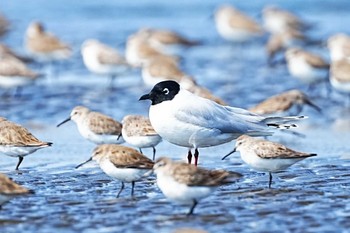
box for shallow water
[1,0,350,232]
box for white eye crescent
[163,88,169,95]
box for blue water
[1,0,350,232]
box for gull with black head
[140,81,305,166]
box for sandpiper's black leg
[269,172,273,189]
[16,157,24,170]
[117,182,125,198]
[109,75,116,90]
[187,150,192,164]
[194,149,199,166]
[152,147,156,161]
[139,148,143,154]
[187,200,198,216]
[131,181,135,197]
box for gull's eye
[163,88,169,95]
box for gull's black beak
[139,93,150,101]
[75,157,92,169]
[222,148,237,160]
[57,117,71,127]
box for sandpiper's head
[139,80,180,105]
[215,5,236,21]
[75,145,109,169]
[235,135,255,151]
[91,145,108,163]
[57,106,90,127]
[81,39,100,50]
[69,106,90,122]
[27,21,44,37]
[286,90,321,112]
[327,33,349,50]
[285,47,302,61]
[153,157,172,174]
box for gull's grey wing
[174,96,268,135]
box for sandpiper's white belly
[0,194,13,206]
[288,58,327,84]
[122,131,161,149]
[330,77,350,93]
[216,20,257,42]
[28,49,70,62]
[99,160,150,182]
[126,45,143,67]
[77,124,124,145]
[263,17,287,34]
[240,151,303,173]
[82,49,126,76]
[0,145,42,157]
[0,75,34,88]
[156,172,215,204]
[329,47,349,62]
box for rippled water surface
[1,0,350,232]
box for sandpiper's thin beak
[57,117,71,127]
[304,98,322,113]
[75,157,92,169]
[222,148,237,160]
[139,93,150,101]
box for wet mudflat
[1,0,350,232]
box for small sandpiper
[81,39,129,87]
[262,5,307,34]
[222,135,317,188]
[57,106,124,145]
[327,33,350,62]
[0,117,52,170]
[329,59,350,100]
[285,47,329,88]
[153,157,241,215]
[249,89,321,115]
[76,144,154,198]
[0,173,33,208]
[137,28,199,52]
[25,21,72,63]
[0,54,40,90]
[121,115,162,160]
[141,55,196,89]
[266,29,306,64]
[125,32,177,67]
[214,4,263,42]
[0,43,33,63]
